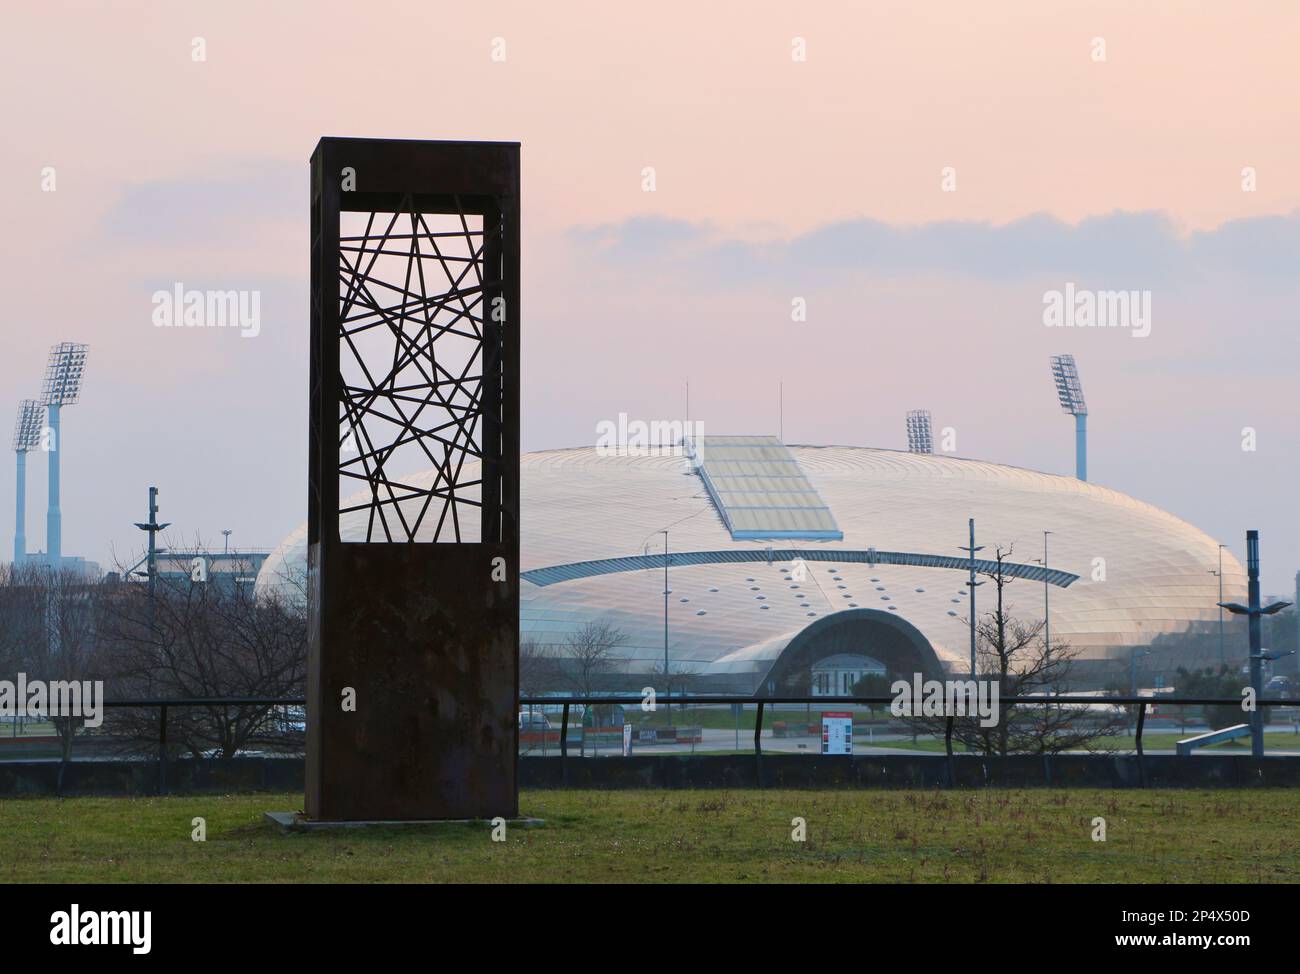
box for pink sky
[2,1,1299,589]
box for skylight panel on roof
[686,435,843,541]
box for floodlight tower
[1049,354,1087,480]
[905,409,934,454]
[41,342,88,571]
[12,400,45,565]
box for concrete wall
[3,753,1300,796]
[0,758,303,797]
[526,754,1300,789]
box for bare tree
[0,563,44,676]
[98,543,307,760]
[645,657,702,723]
[565,622,627,756]
[518,639,562,755]
[519,638,560,700]
[0,563,106,791]
[921,544,1125,755]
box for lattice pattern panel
[337,198,496,542]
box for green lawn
[1,789,1296,883]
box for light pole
[1041,531,1053,656]
[959,518,983,679]
[660,529,669,715]
[133,486,170,629]
[1218,530,1291,758]
[222,529,232,555]
[1213,544,1226,666]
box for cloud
[96,161,300,247]
[570,209,1300,287]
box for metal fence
[1,692,1290,791]
[518,693,1300,760]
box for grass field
[1,789,1296,883]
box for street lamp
[660,529,670,713]
[959,518,983,679]
[1210,543,1226,665]
[1217,530,1292,758]
[1041,531,1053,656]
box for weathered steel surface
[306,138,520,821]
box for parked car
[518,711,551,731]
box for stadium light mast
[905,410,933,454]
[12,399,44,566]
[1049,354,1087,481]
[41,342,89,571]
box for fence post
[753,701,764,789]
[560,703,569,786]
[945,715,955,787]
[158,704,168,795]
[1135,701,1147,787]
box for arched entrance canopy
[759,608,946,693]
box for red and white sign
[821,712,853,755]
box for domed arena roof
[257,442,1245,691]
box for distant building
[153,551,270,597]
[259,439,1248,693]
[811,653,886,696]
[18,552,103,580]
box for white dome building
[258,437,1245,692]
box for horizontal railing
[516,695,1298,777]
[11,694,1295,793]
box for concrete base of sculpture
[264,811,543,833]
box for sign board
[821,712,853,755]
[622,723,633,756]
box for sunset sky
[2,1,1298,589]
